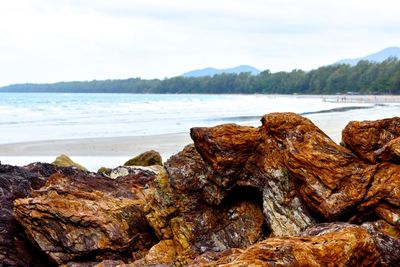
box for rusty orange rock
[190,223,381,266]
[342,117,400,163]
[14,169,159,264]
[375,137,400,163]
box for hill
[182,65,260,77]
[336,47,400,65]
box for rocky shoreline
[1,112,399,266]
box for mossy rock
[97,167,112,175]
[124,150,162,167]
[52,154,88,171]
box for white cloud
[0,0,399,85]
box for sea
[0,93,399,170]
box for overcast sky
[0,0,399,86]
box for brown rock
[0,164,52,266]
[13,168,159,264]
[362,220,400,266]
[342,117,400,163]
[190,113,400,229]
[144,145,266,265]
[360,162,400,226]
[191,223,381,266]
[190,124,261,186]
[261,113,377,220]
[129,239,181,266]
[0,163,92,266]
[375,137,400,163]
[124,150,162,167]
[191,117,316,235]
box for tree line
[1,58,400,94]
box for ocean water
[0,93,398,144]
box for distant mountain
[336,47,400,65]
[182,65,260,77]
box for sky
[0,0,400,86]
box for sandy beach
[0,107,399,171]
[0,133,192,170]
[0,133,192,157]
[0,118,353,171]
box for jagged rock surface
[0,164,50,266]
[190,223,382,266]
[375,136,400,163]
[0,163,91,266]
[13,167,160,264]
[342,117,400,163]
[144,145,265,265]
[191,122,315,236]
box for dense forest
[1,58,400,94]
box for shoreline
[0,133,192,171]
[1,100,399,171]
[0,133,192,157]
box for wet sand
[0,133,192,157]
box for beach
[0,111,390,171]
[0,93,399,171]
[0,133,192,170]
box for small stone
[124,150,162,166]
[52,154,88,171]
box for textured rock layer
[190,223,382,266]
[13,167,159,264]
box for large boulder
[144,144,266,265]
[0,164,50,266]
[13,167,160,264]
[191,121,315,236]
[0,163,90,266]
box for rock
[0,164,52,266]
[362,220,400,266]
[97,167,112,175]
[191,223,381,266]
[130,239,182,266]
[124,150,162,167]
[52,154,88,171]
[191,120,315,235]
[0,163,91,266]
[342,117,400,163]
[24,162,91,180]
[100,165,162,182]
[359,162,400,226]
[375,137,400,163]
[259,113,377,220]
[13,168,160,264]
[144,145,266,265]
